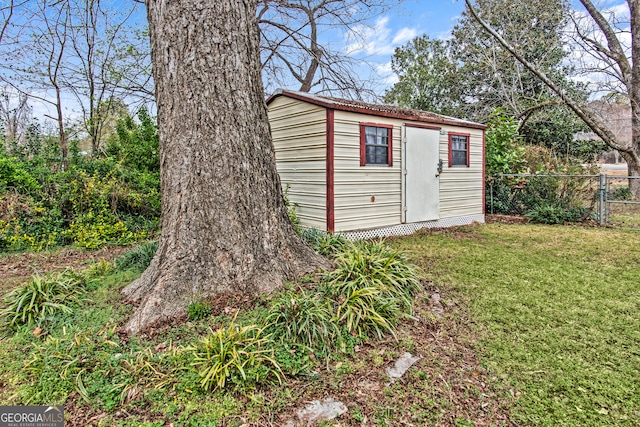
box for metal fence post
[490,180,494,214]
[599,173,605,226]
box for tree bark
[122,0,329,334]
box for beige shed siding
[268,97,327,229]
[333,111,403,231]
[438,126,484,218]
[331,114,484,231]
[268,92,484,233]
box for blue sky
[341,0,630,95]
[392,0,465,39]
[337,0,466,92]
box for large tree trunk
[122,0,328,334]
[620,151,640,199]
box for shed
[266,89,486,238]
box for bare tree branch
[464,0,633,157]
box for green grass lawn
[392,223,640,426]
[0,224,638,426]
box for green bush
[0,157,41,194]
[325,241,420,310]
[187,319,282,392]
[0,270,88,329]
[488,174,595,222]
[114,241,158,272]
[66,213,148,249]
[485,109,526,176]
[525,204,588,224]
[0,110,160,252]
[106,108,159,173]
[610,186,632,201]
[265,290,338,354]
[323,241,420,338]
[298,227,348,257]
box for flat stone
[386,352,421,383]
[284,397,348,427]
[430,292,441,304]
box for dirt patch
[485,214,529,225]
[0,246,132,294]
[268,283,514,426]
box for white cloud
[392,27,418,45]
[344,16,418,57]
[565,1,631,94]
[372,62,399,86]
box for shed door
[404,126,440,222]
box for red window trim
[448,132,471,168]
[359,122,393,167]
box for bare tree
[66,0,144,152]
[0,86,32,145]
[122,0,328,334]
[258,0,396,99]
[465,0,640,198]
[0,0,149,157]
[0,0,29,45]
[3,0,73,160]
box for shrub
[0,112,161,253]
[265,290,338,354]
[488,173,595,221]
[323,241,420,338]
[66,213,148,249]
[298,227,348,257]
[0,270,87,329]
[326,241,420,309]
[525,204,588,224]
[0,157,41,194]
[114,241,158,272]
[485,109,526,176]
[332,285,399,338]
[187,319,282,392]
[610,186,632,201]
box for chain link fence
[603,176,640,229]
[486,174,640,229]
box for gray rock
[386,352,421,384]
[284,397,348,427]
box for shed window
[449,133,470,167]
[360,123,393,166]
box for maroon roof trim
[266,89,487,130]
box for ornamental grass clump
[0,270,88,329]
[114,240,158,272]
[323,240,421,338]
[188,318,282,392]
[298,227,348,257]
[265,290,338,355]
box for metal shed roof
[266,89,487,130]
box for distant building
[575,97,631,164]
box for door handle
[436,159,443,176]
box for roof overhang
[266,89,487,130]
